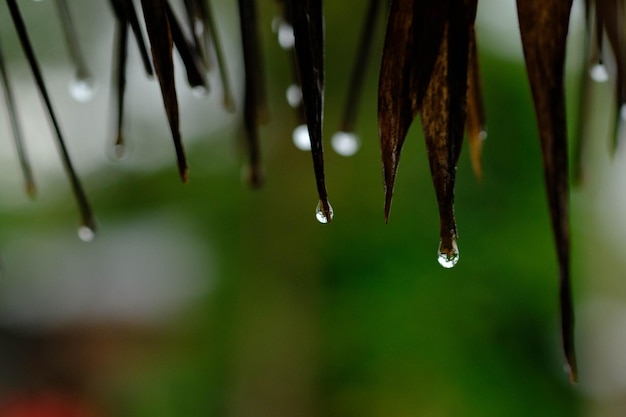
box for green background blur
[0,0,603,416]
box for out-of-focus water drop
[78,225,95,242]
[277,21,295,50]
[192,85,209,98]
[286,84,302,108]
[69,75,96,102]
[331,131,360,156]
[292,124,311,151]
[589,62,609,83]
[315,200,334,224]
[437,239,459,268]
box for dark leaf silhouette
[421,0,477,268]
[289,0,331,221]
[140,0,188,182]
[516,0,576,382]
[379,0,477,268]
[164,1,208,91]
[378,1,447,221]
[110,7,129,155]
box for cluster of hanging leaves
[2,0,624,382]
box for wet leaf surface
[238,0,266,187]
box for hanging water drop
[277,21,295,50]
[331,131,360,156]
[78,225,95,242]
[437,239,459,268]
[286,84,302,107]
[589,62,609,83]
[315,200,334,224]
[192,85,209,98]
[69,75,96,102]
[292,124,311,151]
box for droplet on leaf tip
[113,142,127,159]
[589,62,609,83]
[331,131,360,156]
[292,124,311,151]
[315,200,334,224]
[437,239,459,269]
[78,225,95,242]
[69,75,96,102]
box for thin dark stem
[6,0,95,232]
[0,36,36,198]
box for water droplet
[277,22,295,50]
[437,240,459,268]
[590,63,609,83]
[113,142,127,159]
[286,84,302,108]
[192,85,209,98]
[69,75,96,102]
[331,131,361,156]
[78,225,95,242]
[315,200,334,224]
[292,124,311,151]
[478,130,488,141]
[193,20,205,36]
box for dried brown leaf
[378,1,447,221]
[517,0,576,382]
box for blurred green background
[2,0,623,416]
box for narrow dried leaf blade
[165,0,208,90]
[290,0,331,220]
[466,26,486,181]
[517,0,576,382]
[378,1,447,221]
[420,0,476,262]
[238,0,265,187]
[141,0,188,182]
